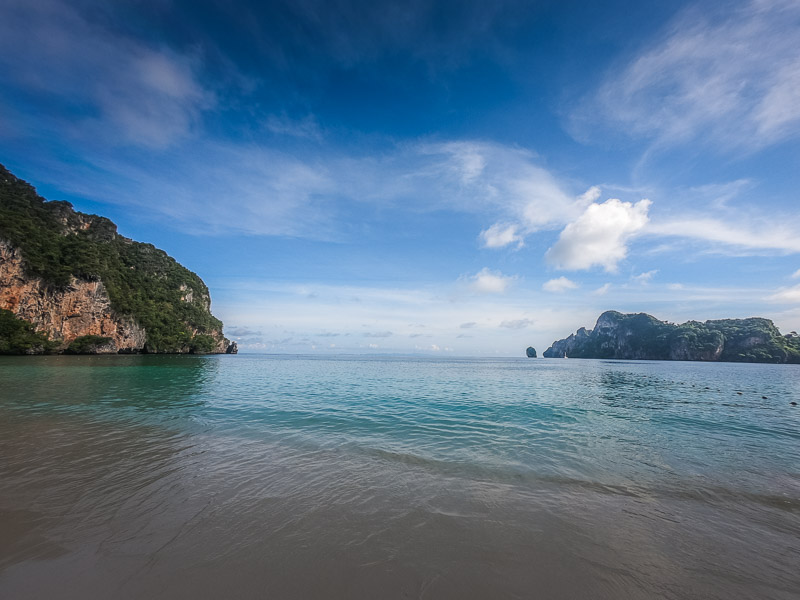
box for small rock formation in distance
[526,346,537,358]
[542,310,800,364]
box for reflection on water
[0,355,798,599]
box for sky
[1,0,800,355]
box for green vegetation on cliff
[0,164,226,353]
[0,309,56,354]
[543,311,800,364]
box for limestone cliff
[0,164,236,354]
[542,310,800,364]
[1,240,146,352]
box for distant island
[542,310,800,364]
[0,164,236,355]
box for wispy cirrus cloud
[647,216,800,254]
[265,113,324,141]
[592,283,611,296]
[574,0,800,152]
[767,284,800,304]
[2,0,798,272]
[0,0,214,149]
[632,270,658,285]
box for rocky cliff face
[543,310,799,364]
[1,240,146,352]
[0,164,237,354]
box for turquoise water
[1,355,798,599]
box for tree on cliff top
[0,164,226,353]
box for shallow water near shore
[1,354,798,599]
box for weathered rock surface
[543,310,800,364]
[0,240,145,352]
[526,346,537,358]
[0,164,237,354]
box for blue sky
[2,0,800,355]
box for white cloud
[546,199,651,272]
[542,277,578,293]
[579,0,800,151]
[578,186,601,205]
[632,270,658,284]
[0,0,214,149]
[792,269,800,279]
[415,141,578,226]
[647,217,800,253]
[435,141,487,184]
[592,283,611,296]
[499,318,535,329]
[768,284,800,303]
[265,114,323,141]
[479,223,523,249]
[467,268,516,294]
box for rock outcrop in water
[0,164,236,354]
[543,310,800,364]
[526,346,537,358]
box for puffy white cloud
[542,277,578,293]
[768,284,800,303]
[479,223,524,249]
[467,268,516,294]
[477,184,606,250]
[546,199,651,272]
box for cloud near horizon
[542,277,578,293]
[467,268,516,294]
[768,284,800,304]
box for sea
[0,354,798,599]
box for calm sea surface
[1,354,798,599]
